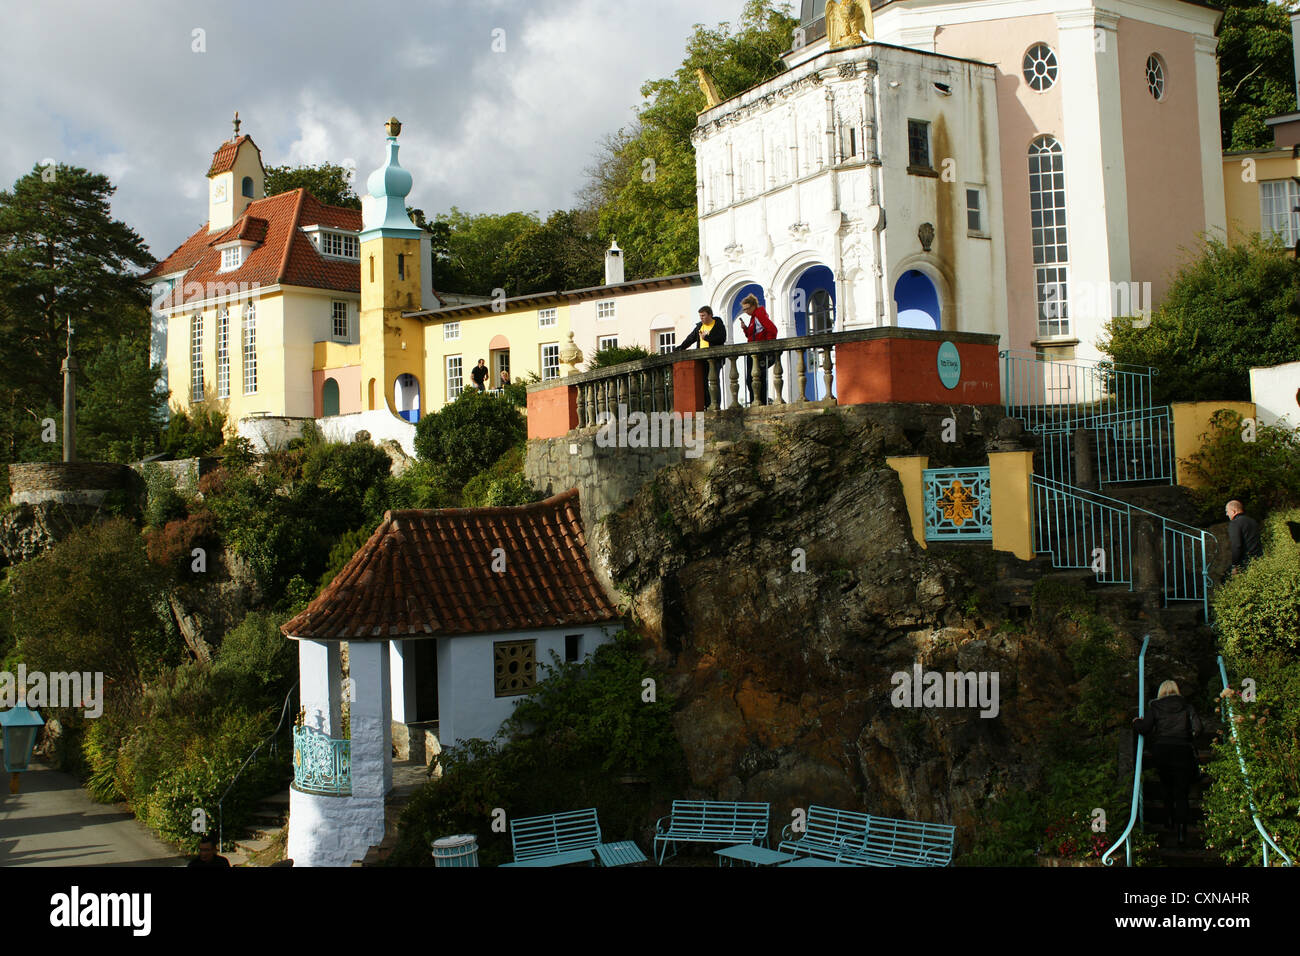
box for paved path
[0,762,186,867]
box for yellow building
[1222,147,1300,249]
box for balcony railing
[293,725,351,796]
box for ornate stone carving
[918,222,935,253]
[838,62,858,79]
[559,331,584,376]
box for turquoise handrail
[1216,656,1293,867]
[1103,634,1150,866]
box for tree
[501,208,605,294]
[585,0,797,278]
[1217,0,1299,150]
[413,390,526,487]
[0,164,154,465]
[78,328,169,462]
[1101,235,1300,403]
[430,207,545,296]
[264,162,361,209]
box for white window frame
[596,300,617,321]
[1029,136,1071,339]
[966,184,989,238]
[216,307,230,398]
[320,231,359,259]
[597,335,619,351]
[541,343,560,381]
[446,355,464,400]
[657,331,676,354]
[220,247,242,272]
[191,313,204,402]
[242,301,257,394]
[1260,180,1300,248]
[444,321,461,341]
[332,300,348,340]
[538,308,558,328]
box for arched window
[242,301,257,394]
[216,307,230,398]
[241,176,255,198]
[322,378,340,418]
[1028,135,1070,338]
[191,313,204,401]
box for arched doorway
[894,270,941,329]
[790,264,836,400]
[728,283,769,407]
[368,378,376,410]
[322,378,340,418]
[394,374,420,423]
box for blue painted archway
[789,265,836,400]
[894,270,941,329]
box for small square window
[657,331,676,354]
[538,308,558,328]
[907,120,931,170]
[597,335,618,351]
[444,322,460,341]
[564,634,582,663]
[596,300,617,320]
[494,640,537,697]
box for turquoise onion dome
[360,116,422,240]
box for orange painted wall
[527,383,579,440]
[836,338,1001,406]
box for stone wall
[129,457,217,498]
[8,461,141,507]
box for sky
[0,0,754,261]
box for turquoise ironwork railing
[922,467,992,542]
[1103,634,1150,866]
[1092,407,1175,485]
[1031,475,1212,619]
[293,724,351,796]
[1216,656,1293,867]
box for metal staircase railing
[1216,655,1293,867]
[1104,634,1149,866]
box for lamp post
[0,703,46,793]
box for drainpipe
[863,59,887,327]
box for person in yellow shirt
[675,306,727,350]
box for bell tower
[207,112,265,232]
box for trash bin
[432,834,479,867]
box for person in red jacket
[740,293,777,405]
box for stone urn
[559,331,584,376]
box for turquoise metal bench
[653,800,771,865]
[836,814,956,867]
[778,805,873,861]
[500,808,601,867]
[596,840,647,867]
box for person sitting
[739,293,777,405]
[675,306,726,351]
[1133,680,1203,848]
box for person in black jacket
[675,306,726,351]
[1133,680,1203,847]
[1225,500,1263,573]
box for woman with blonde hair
[1134,679,1203,847]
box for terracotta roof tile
[207,135,260,176]
[146,189,362,307]
[281,489,619,641]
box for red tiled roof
[281,489,619,641]
[146,189,362,306]
[207,135,261,176]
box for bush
[1182,410,1300,521]
[460,444,532,508]
[386,460,455,510]
[144,510,220,576]
[214,611,296,699]
[161,406,227,459]
[586,344,651,371]
[141,463,188,528]
[413,389,526,487]
[1211,509,1300,658]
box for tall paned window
[216,307,230,398]
[1260,180,1300,248]
[190,313,204,401]
[1028,136,1070,338]
[242,301,257,394]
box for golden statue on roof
[827,0,873,49]
[696,69,723,109]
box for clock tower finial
[233,110,241,139]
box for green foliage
[264,163,361,209]
[430,207,596,297]
[1182,410,1300,521]
[141,462,188,528]
[1202,653,1300,865]
[587,1,796,278]
[78,332,169,463]
[387,630,688,866]
[316,525,375,592]
[460,443,535,508]
[8,518,174,696]
[1212,509,1300,659]
[385,460,455,510]
[161,406,227,459]
[413,389,527,487]
[214,610,296,700]
[1100,235,1300,404]
[1218,0,1299,150]
[483,472,541,507]
[586,344,652,371]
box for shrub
[214,610,296,699]
[386,460,455,510]
[461,444,530,507]
[141,463,188,528]
[586,344,651,371]
[1211,509,1300,658]
[413,389,526,487]
[161,406,227,459]
[144,509,220,575]
[1182,410,1300,521]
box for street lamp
[0,703,46,793]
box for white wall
[317,408,417,456]
[1250,361,1300,428]
[434,626,613,747]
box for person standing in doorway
[739,294,777,406]
[1225,500,1263,573]
[471,358,489,392]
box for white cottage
[282,488,619,867]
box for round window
[1146,54,1166,100]
[1023,43,1058,91]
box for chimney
[605,240,625,286]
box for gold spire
[385,116,402,138]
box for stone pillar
[1073,427,1098,491]
[989,450,1036,561]
[1132,513,1162,593]
[672,357,710,415]
[389,640,417,760]
[885,455,929,549]
[298,639,341,735]
[350,640,393,799]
